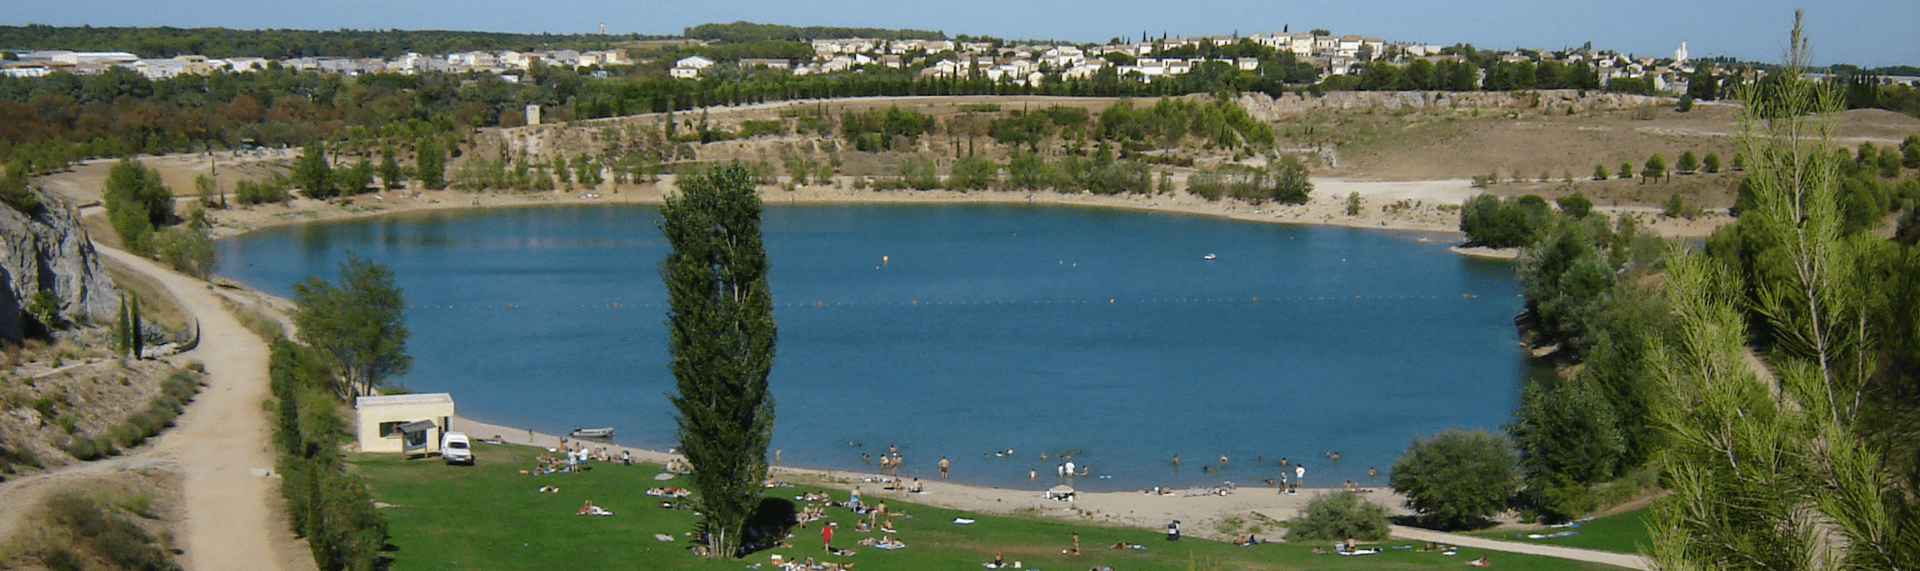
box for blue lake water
[215,203,1530,492]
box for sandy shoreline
[447,415,1410,539]
[193,175,1481,242]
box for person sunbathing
[879,519,897,533]
[536,485,559,493]
[576,499,614,515]
[853,520,871,532]
[1468,556,1492,567]
[876,535,905,549]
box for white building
[670,55,715,79]
[355,393,456,455]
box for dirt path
[92,245,312,571]
[1389,525,1650,570]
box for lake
[215,202,1530,491]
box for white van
[442,431,473,465]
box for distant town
[15,29,1907,93]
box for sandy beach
[448,416,1410,541]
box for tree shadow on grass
[738,497,799,557]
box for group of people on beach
[774,484,920,570]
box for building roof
[356,393,454,408]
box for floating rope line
[404,294,1505,312]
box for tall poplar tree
[659,162,777,558]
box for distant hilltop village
[6,29,1904,91]
[0,47,631,79]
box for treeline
[0,24,646,59]
[266,254,409,569]
[1454,137,1920,524]
[1335,59,1604,92]
[268,338,389,570]
[864,145,1310,204]
[684,21,946,43]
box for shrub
[1287,491,1392,541]
[66,437,103,460]
[56,412,78,434]
[46,492,177,571]
[1390,428,1521,529]
[112,422,145,448]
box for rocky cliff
[1232,89,1670,122]
[0,185,120,340]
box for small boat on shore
[570,427,615,439]
[1203,253,1217,261]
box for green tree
[1678,150,1699,173]
[153,224,216,279]
[1593,163,1609,181]
[1703,152,1722,173]
[1642,154,1667,182]
[1460,194,1552,248]
[1521,222,1616,348]
[1287,492,1392,541]
[193,173,221,210]
[292,140,335,199]
[551,155,571,185]
[947,155,998,190]
[573,154,602,188]
[291,253,411,398]
[378,145,403,190]
[1619,161,1634,179]
[659,162,778,559]
[1648,14,1920,571]
[1270,155,1312,204]
[1902,134,1919,169]
[1345,192,1363,216]
[336,158,374,196]
[1,162,39,214]
[1390,428,1520,529]
[1505,380,1624,520]
[416,138,446,190]
[1556,192,1594,218]
[102,157,172,253]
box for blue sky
[7,0,1917,68]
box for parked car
[442,431,473,465]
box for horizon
[3,1,1917,68]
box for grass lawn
[1474,510,1653,555]
[352,443,1624,570]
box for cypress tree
[129,294,143,359]
[659,162,777,558]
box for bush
[66,437,103,460]
[1390,428,1521,529]
[1287,491,1392,541]
[45,492,178,571]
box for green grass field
[351,443,1625,570]
[1473,510,1652,555]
